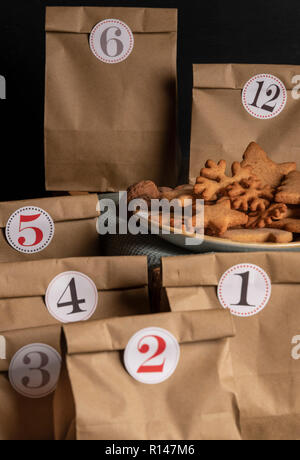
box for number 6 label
[218,264,271,317]
[124,327,180,384]
[6,207,54,254]
[90,19,134,64]
[242,74,287,119]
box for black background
[1,0,300,201]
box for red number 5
[18,214,43,247]
[137,335,166,373]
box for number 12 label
[124,327,180,384]
[218,264,271,317]
[242,74,287,119]
[6,207,55,254]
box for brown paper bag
[45,7,178,192]
[0,325,60,440]
[190,63,300,183]
[0,194,100,262]
[0,256,150,440]
[63,310,240,440]
[161,252,300,440]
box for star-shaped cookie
[241,142,296,188]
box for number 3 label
[9,344,61,399]
[242,74,287,119]
[218,264,271,317]
[90,19,134,64]
[124,327,180,384]
[6,207,54,254]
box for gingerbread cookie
[275,171,300,205]
[187,200,248,236]
[127,180,160,204]
[241,142,296,188]
[222,228,293,244]
[268,218,300,233]
[247,203,287,229]
[223,177,274,212]
[194,160,253,201]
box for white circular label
[124,327,180,384]
[218,264,271,317]
[5,207,55,254]
[90,19,134,64]
[45,271,98,323]
[9,344,62,399]
[242,74,287,119]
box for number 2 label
[124,327,180,384]
[6,207,54,254]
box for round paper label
[242,74,287,119]
[9,344,62,399]
[45,271,98,323]
[5,207,54,254]
[90,19,134,64]
[124,327,180,384]
[218,264,271,317]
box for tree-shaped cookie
[275,171,300,205]
[241,142,296,188]
[246,203,287,229]
[224,178,274,212]
[194,160,253,201]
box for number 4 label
[6,207,55,254]
[45,271,98,323]
[124,327,180,384]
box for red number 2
[18,214,43,247]
[137,335,166,373]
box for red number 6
[137,335,166,373]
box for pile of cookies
[127,142,300,244]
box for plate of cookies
[128,142,300,252]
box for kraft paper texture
[64,310,240,440]
[45,7,178,191]
[0,194,100,262]
[161,252,300,440]
[0,256,150,440]
[190,63,300,183]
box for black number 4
[57,278,86,315]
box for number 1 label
[218,264,271,317]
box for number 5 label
[242,74,287,119]
[124,327,180,384]
[5,207,54,254]
[218,264,271,317]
